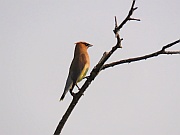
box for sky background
[0,0,180,135]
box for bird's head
[75,41,93,48]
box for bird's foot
[70,87,84,98]
[70,91,84,98]
[75,84,84,96]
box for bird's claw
[70,90,84,98]
[75,84,80,90]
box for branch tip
[133,7,138,10]
[114,16,118,27]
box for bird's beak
[87,44,93,47]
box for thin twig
[113,0,140,34]
[163,50,180,54]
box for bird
[60,41,93,101]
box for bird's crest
[75,41,93,47]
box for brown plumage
[60,41,93,101]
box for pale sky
[0,0,180,135]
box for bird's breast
[77,63,89,82]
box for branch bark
[53,0,179,134]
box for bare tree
[54,0,180,134]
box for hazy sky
[0,0,180,135]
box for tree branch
[53,0,179,134]
[101,39,180,70]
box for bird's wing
[70,53,88,83]
[64,71,73,91]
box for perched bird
[60,41,93,101]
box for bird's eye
[85,43,89,46]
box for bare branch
[101,39,180,70]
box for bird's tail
[60,74,73,101]
[59,88,69,101]
[60,94,65,101]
